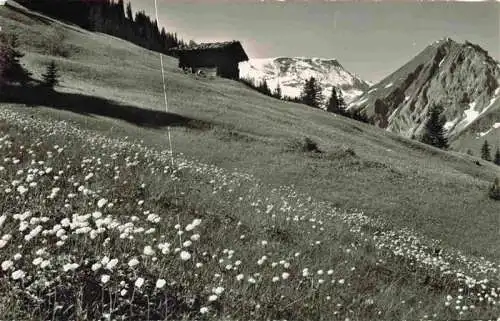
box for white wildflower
[156,279,166,289]
[180,251,191,261]
[1,260,13,271]
[32,257,43,266]
[63,263,79,272]
[101,274,110,284]
[128,258,139,268]
[212,287,224,295]
[106,259,118,270]
[97,198,108,208]
[40,260,51,269]
[134,277,144,289]
[11,270,25,280]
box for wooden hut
[170,41,249,80]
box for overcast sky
[131,0,500,83]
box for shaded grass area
[1,85,211,130]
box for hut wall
[217,61,239,79]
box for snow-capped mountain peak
[239,57,370,105]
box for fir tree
[494,147,500,166]
[117,0,125,20]
[273,83,282,99]
[126,2,133,21]
[420,106,448,149]
[326,86,346,115]
[258,79,272,96]
[41,61,60,89]
[481,140,492,161]
[0,33,30,88]
[493,146,500,166]
[300,77,323,108]
[0,45,9,90]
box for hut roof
[171,41,249,62]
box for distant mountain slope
[349,38,500,148]
[239,57,370,105]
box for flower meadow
[0,106,498,321]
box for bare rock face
[349,38,500,144]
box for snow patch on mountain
[444,117,460,131]
[478,123,500,138]
[479,129,492,137]
[454,102,479,133]
[239,57,369,105]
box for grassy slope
[1,0,499,265]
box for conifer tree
[481,140,492,161]
[41,60,60,89]
[258,79,272,96]
[326,86,346,115]
[126,2,133,21]
[0,46,9,90]
[301,77,323,108]
[273,83,282,99]
[420,105,448,149]
[493,146,500,165]
[117,0,125,20]
[0,33,30,88]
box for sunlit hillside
[0,2,498,320]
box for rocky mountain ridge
[348,38,500,146]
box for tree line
[240,76,370,123]
[479,140,500,166]
[16,0,185,55]
[239,77,285,101]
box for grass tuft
[285,136,322,154]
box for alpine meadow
[0,1,499,321]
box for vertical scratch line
[154,0,182,249]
